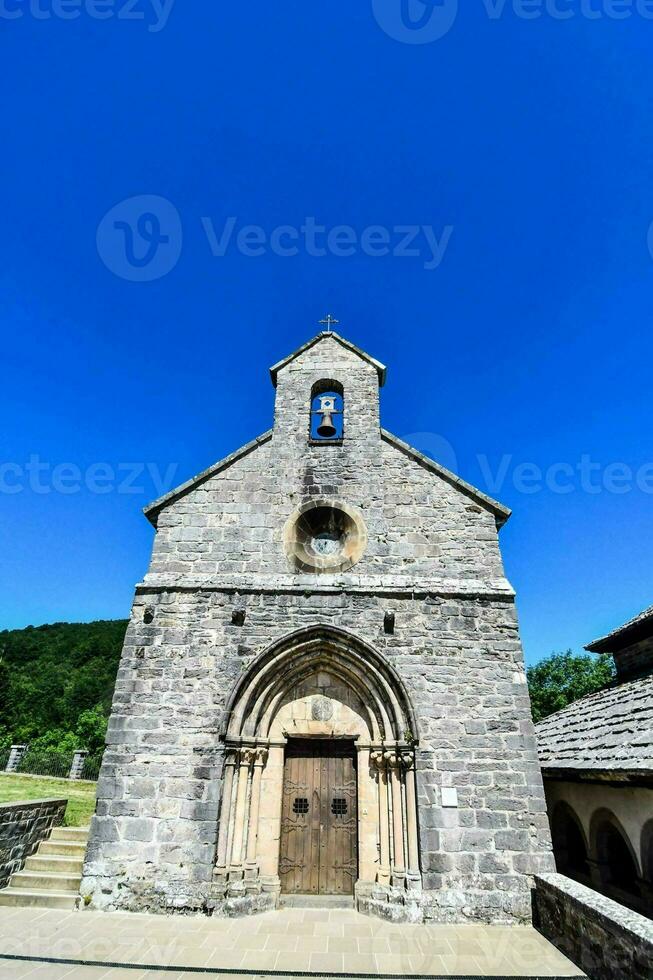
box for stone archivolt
[212,625,422,916]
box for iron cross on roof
[319,314,339,329]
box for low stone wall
[0,798,67,888]
[534,872,653,980]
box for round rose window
[283,500,367,573]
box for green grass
[0,773,97,826]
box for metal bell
[316,396,337,438]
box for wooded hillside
[0,620,127,755]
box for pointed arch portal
[213,626,422,910]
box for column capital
[254,747,268,767]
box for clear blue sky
[1,3,652,664]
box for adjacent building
[537,604,653,917]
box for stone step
[25,854,84,875]
[9,870,81,891]
[49,826,90,843]
[278,894,355,909]
[0,888,78,909]
[38,840,87,857]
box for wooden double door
[279,739,357,896]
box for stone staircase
[0,825,88,909]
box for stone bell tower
[81,327,554,923]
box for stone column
[401,749,421,890]
[68,750,88,781]
[371,750,391,885]
[229,748,254,871]
[245,747,268,878]
[214,747,238,880]
[5,745,27,773]
[258,742,285,893]
[356,745,377,884]
[385,750,406,886]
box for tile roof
[536,673,653,774]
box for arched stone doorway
[212,625,421,918]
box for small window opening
[310,380,344,441]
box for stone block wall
[535,872,653,980]
[0,798,67,888]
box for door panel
[279,740,357,895]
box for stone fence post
[5,745,27,773]
[68,750,88,780]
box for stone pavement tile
[299,910,326,922]
[437,953,486,975]
[374,952,417,974]
[231,932,268,951]
[329,910,359,921]
[31,970,91,980]
[313,920,344,937]
[236,949,279,970]
[251,919,289,935]
[273,951,313,972]
[327,936,358,954]
[204,948,246,970]
[407,954,448,975]
[356,936,390,955]
[341,951,378,974]
[288,921,315,936]
[263,933,299,952]
[409,933,455,956]
[345,923,375,939]
[310,951,345,972]
[138,973,184,980]
[0,961,71,980]
[293,933,328,953]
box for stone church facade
[81,330,554,922]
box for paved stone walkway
[0,906,584,978]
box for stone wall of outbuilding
[535,872,653,980]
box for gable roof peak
[269,331,387,388]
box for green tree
[527,650,615,723]
[76,704,108,755]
